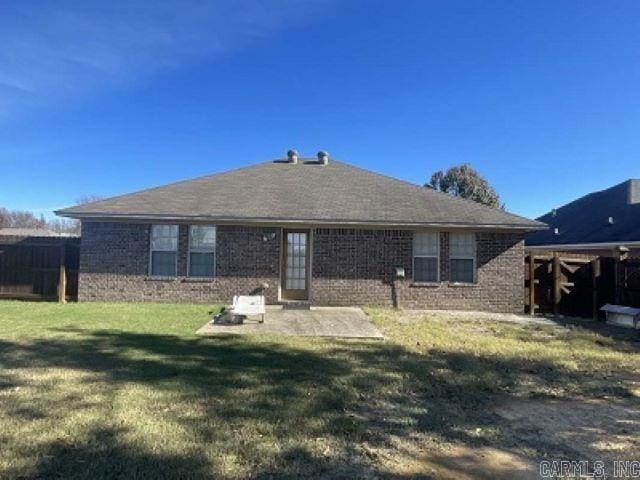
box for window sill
[145,276,177,282]
[447,282,477,288]
[410,282,441,288]
[182,277,216,283]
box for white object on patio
[600,304,640,329]
[231,295,266,323]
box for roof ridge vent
[317,150,329,165]
[286,149,299,164]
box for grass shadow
[547,315,640,346]
[29,426,215,480]
[0,319,638,478]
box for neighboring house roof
[527,179,640,246]
[56,158,544,230]
[0,228,73,238]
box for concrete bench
[600,304,640,329]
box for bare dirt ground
[497,398,640,477]
[377,309,640,479]
[378,394,640,479]
[399,308,562,327]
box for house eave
[55,211,545,232]
[526,241,640,251]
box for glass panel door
[283,230,309,300]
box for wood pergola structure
[526,248,639,319]
[0,232,80,303]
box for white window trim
[412,232,440,283]
[148,224,179,278]
[187,225,217,278]
[449,232,477,284]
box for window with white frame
[188,225,216,278]
[150,225,178,277]
[413,232,439,282]
[450,233,476,283]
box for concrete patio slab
[196,306,384,339]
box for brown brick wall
[311,228,525,313]
[78,222,281,303]
[78,222,525,312]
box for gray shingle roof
[527,179,640,245]
[56,158,543,230]
[0,228,72,238]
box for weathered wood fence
[0,237,79,302]
[526,252,640,318]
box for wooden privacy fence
[0,237,79,302]
[526,252,640,319]
[618,257,640,307]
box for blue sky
[1,0,639,220]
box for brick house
[56,151,544,312]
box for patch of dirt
[351,396,541,479]
[398,309,562,327]
[359,436,539,480]
[496,398,640,471]
[420,444,539,480]
[374,398,639,479]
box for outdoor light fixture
[262,232,276,242]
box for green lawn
[0,302,638,479]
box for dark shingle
[527,179,640,245]
[56,158,543,230]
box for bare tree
[75,194,105,206]
[46,218,79,234]
[1,195,106,235]
[0,208,10,229]
[0,208,47,229]
[48,194,106,235]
